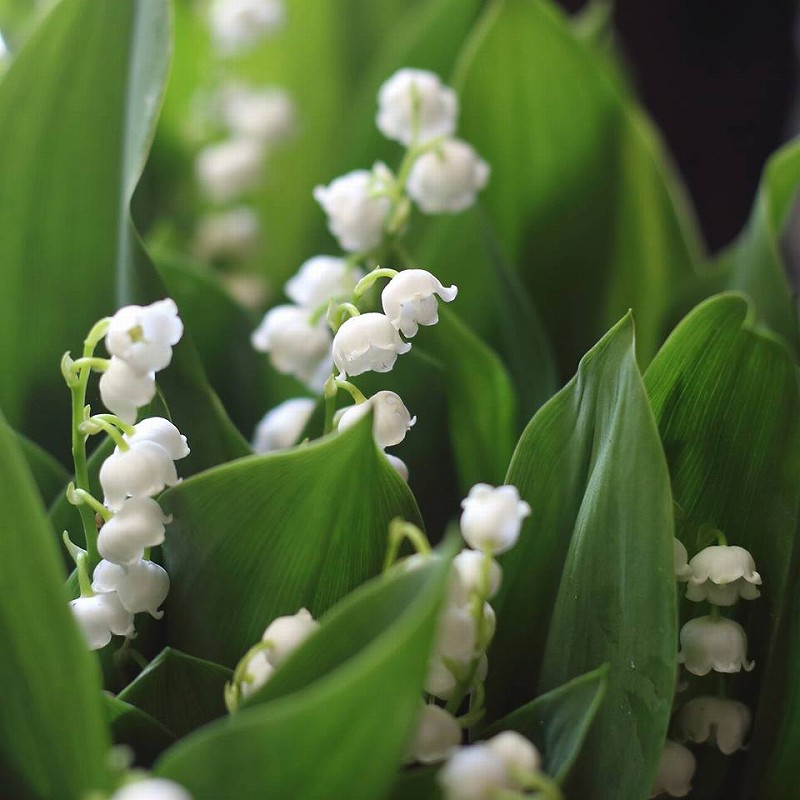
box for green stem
[383,518,432,571]
[69,356,110,373]
[352,268,399,300]
[79,417,129,451]
[69,486,113,522]
[335,379,367,404]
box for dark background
[560,0,799,253]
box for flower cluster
[653,535,761,797]
[62,302,188,651]
[225,608,320,710]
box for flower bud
[686,545,761,606]
[332,312,411,379]
[337,391,416,448]
[381,269,458,337]
[409,704,462,764]
[100,440,180,511]
[313,167,393,252]
[209,0,284,55]
[407,139,489,214]
[452,549,503,601]
[221,84,295,144]
[284,255,363,311]
[92,559,170,619]
[252,398,316,453]
[262,608,319,667]
[125,417,190,461]
[673,538,692,582]
[460,484,531,555]
[485,731,541,778]
[240,650,275,700]
[70,592,134,650]
[99,357,156,425]
[98,496,171,565]
[438,743,510,800]
[194,207,260,263]
[251,305,333,392]
[678,696,751,755]
[650,740,695,798]
[195,138,265,204]
[110,778,193,800]
[376,68,458,146]
[105,299,183,374]
[677,616,754,676]
[385,453,409,482]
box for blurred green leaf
[105,695,176,770]
[17,431,70,507]
[446,0,703,373]
[643,293,800,798]
[159,414,422,666]
[117,647,231,739]
[155,548,452,800]
[0,411,112,798]
[487,314,676,800]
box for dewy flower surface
[331,312,411,379]
[459,484,531,554]
[381,269,458,337]
[677,615,755,675]
[376,68,458,146]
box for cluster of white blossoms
[397,484,531,767]
[652,536,761,798]
[225,608,320,710]
[62,301,189,651]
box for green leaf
[104,695,176,769]
[17,432,70,507]
[487,314,676,800]
[155,548,452,800]
[159,414,422,667]
[643,293,800,797]
[717,139,800,354]
[0,413,112,798]
[446,0,703,372]
[117,647,232,739]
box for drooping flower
[97,496,171,565]
[284,255,363,311]
[381,269,458,338]
[69,592,134,650]
[408,703,462,765]
[262,608,319,667]
[485,731,541,778]
[195,138,265,204]
[385,452,409,482]
[208,0,284,55]
[239,650,275,700]
[125,417,191,461]
[460,484,531,555]
[677,616,755,676]
[99,356,156,425]
[100,440,180,511]
[685,545,762,606]
[407,139,490,214]
[337,391,416,448]
[252,398,316,453]
[92,559,170,619]
[194,207,260,263]
[437,743,510,800]
[331,312,411,379]
[376,68,458,146]
[650,740,696,798]
[452,549,503,601]
[673,538,692,582]
[678,695,751,755]
[220,84,295,144]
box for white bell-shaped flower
[486,731,541,777]
[110,778,194,800]
[92,559,170,619]
[239,650,275,700]
[385,452,409,482]
[460,484,531,555]
[221,84,295,144]
[99,357,156,425]
[452,550,502,601]
[686,545,762,606]
[376,68,458,146]
[332,312,411,379]
[408,704,462,764]
[209,0,284,55]
[673,538,692,582]
[100,440,180,511]
[251,305,333,391]
[678,696,751,755]
[98,496,171,565]
[650,740,696,798]
[194,207,260,263]
[125,417,190,461]
[252,398,316,453]
[313,167,393,252]
[262,608,319,667]
[105,299,183,374]
[70,592,134,650]
[381,269,458,337]
[438,743,511,800]
[195,138,265,204]
[407,139,490,214]
[337,391,416,448]
[435,604,477,662]
[425,652,487,701]
[284,255,363,311]
[678,616,755,675]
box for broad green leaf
[155,549,452,799]
[17,432,70,507]
[0,413,112,798]
[717,139,800,354]
[117,648,231,739]
[160,414,422,666]
[486,314,676,800]
[104,695,176,770]
[643,293,800,797]
[445,0,703,372]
